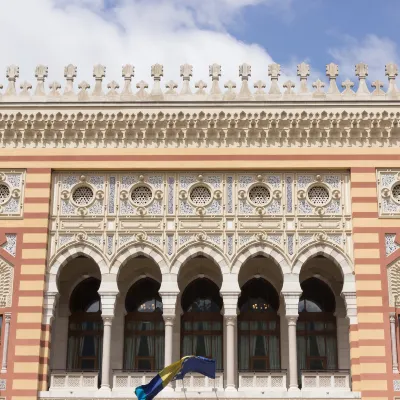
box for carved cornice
[1,108,400,149]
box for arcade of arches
[49,252,352,393]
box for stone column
[221,290,239,392]
[390,313,399,373]
[99,291,117,392]
[1,313,11,373]
[224,315,237,391]
[163,315,175,367]
[100,316,113,391]
[286,316,299,390]
[282,292,301,392]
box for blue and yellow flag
[135,356,216,400]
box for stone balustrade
[238,371,287,391]
[301,370,351,391]
[49,371,99,391]
[0,62,399,102]
[112,371,156,392]
[175,372,224,392]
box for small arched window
[67,278,103,371]
[297,278,337,373]
[181,278,223,370]
[238,278,280,371]
[124,278,164,371]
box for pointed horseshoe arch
[231,242,291,275]
[292,242,355,293]
[110,242,169,275]
[170,242,230,275]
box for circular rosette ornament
[196,206,206,216]
[154,190,163,200]
[75,231,88,242]
[61,189,70,200]
[96,190,105,200]
[136,206,147,216]
[120,190,129,200]
[238,190,246,200]
[11,188,21,199]
[179,190,188,200]
[332,189,341,200]
[255,232,267,242]
[272,190,282,200]
[255,206,266,216]
[314,232,328,242]
[381,187,391,198]
[213,190,222,200]
[297,189,306,200]
[315,174,323,182]
[314,206,325,216]
[77,207,88,216]
[79,175,87,182]
[195,232,207,242]
[0,173,5,182]
[135,232,147,241]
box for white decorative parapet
[0,62,399,102]
[175,372,224,392]
[49,371,99,391]
[112,372,156,392]
[301,370,351,391]
[238,371,287,391]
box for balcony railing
[112,371,157,392]
[175,371,224,392]
[238,370,287,391]
[301,370,351,391]
[49,370,99,391]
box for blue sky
[0,0,398,88]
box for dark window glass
[124,278,164,371]
[67,277,103,371]
[181,278,223,370]
[297,277,337,381]
[238,278,280,371]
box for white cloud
[0,0,293,92]
[328,34,399,83]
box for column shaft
[1,313,11,373]
[163,315,175,367]
[225,316,236,391]
[100,317,113,390]
[287,316,299,391]
[390,314,399,373]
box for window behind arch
[297,278,337,373]
[67,278,103,371]
[238,278,280,371]
[181,278,223,370]
[124,278,164,371]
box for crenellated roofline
[0,62,399,103]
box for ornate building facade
[0,61,399,400]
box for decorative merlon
[1,62,399,102]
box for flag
[135,356,216,400]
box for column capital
[286,315,298,326]
[341,291,358,325]
[163,314,176,326]
[390,313,397,323]
[224,315,237,326]
[102,315,114,325]
[4,313,11,322]
[282,291,301,318]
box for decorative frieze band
[0,62,399,102]
[1,110,400,149]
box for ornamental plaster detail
[1,62,399,102]
[0,258,14,308]
[0,170,25,218]
[378,170,400,217]
[49,171,352,268]
[386,234,400,256]
[1,234,17,257]
[1,109,400,149]
[388,260,400,307]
